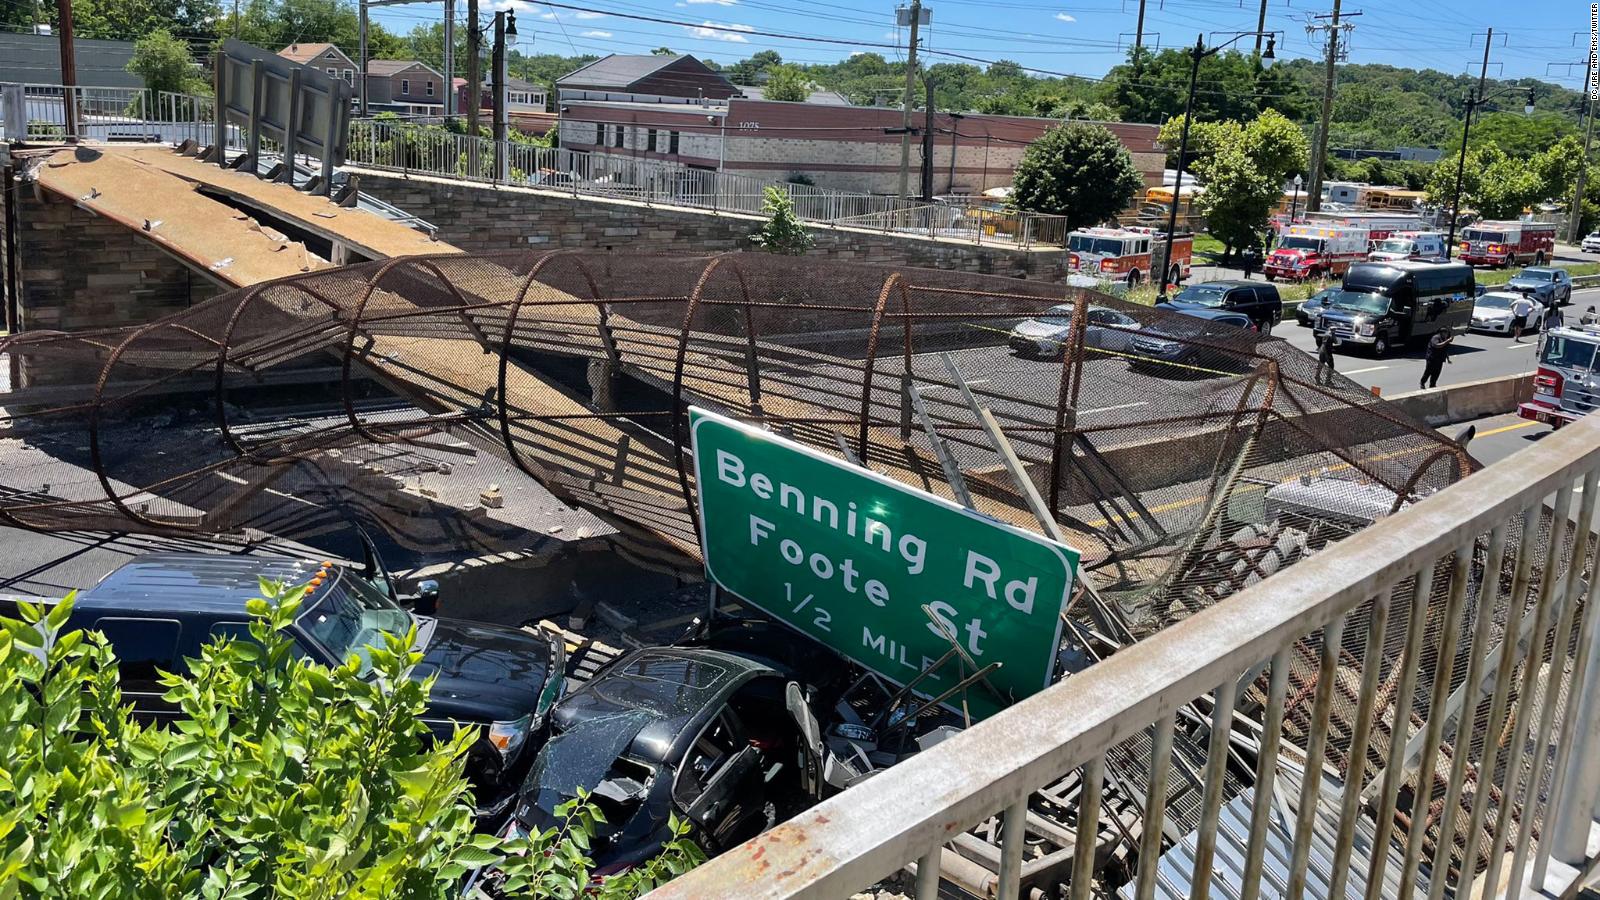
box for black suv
[27,552,564,822]
[1162,280,1282,333]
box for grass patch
[1191,233,1226,258]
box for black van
[1312,261,1475,356]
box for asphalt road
[1270,284,1600,397]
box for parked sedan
[1582,231,1600,253]
[1007,303,1141,358]
[1506,267,1573,307]
[1132,307,1258,376]
[1296,287,1339,327]
[1470,291,1546,335]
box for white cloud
[580,29,612,37]
[685,0,738,4]
[1054,12,1075,22]
[575,10,604,18]
[686,20,753,41]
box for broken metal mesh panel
[21,250,1592,893]
[1,251,1472,586]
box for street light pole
[1290,173,1302,224]
[1158,31,1275,300]
[1159,35,1204,301]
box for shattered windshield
[526,711,654,815]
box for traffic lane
[0,528,321,599]
[1275,314,1538,396]
[1458,413,1550,468]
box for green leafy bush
[750,186,814,255]
[0,582,701,898]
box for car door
[1086,308,1134,353]
[676,707,763,850]
[1253,285,1281,329]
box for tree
[127,29,207,97]
[763,64,809,102]
[0,584,703,897]
[1010,122,1143,230]
[1161,108,1308,257]
[1424,142,1540,220]
[751,186,814,255]
[651,46,676,56]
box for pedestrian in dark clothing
[1421,330,1454,390]
[1315,334,1338,385]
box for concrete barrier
[1011,371,1535,503]
[1382,371,1534,427]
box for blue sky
[367,0,1591,87]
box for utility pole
[1304,2,1358,213]
[1253,0,1268,53]
[358,0,368,115]
[896,0,924,203]
[1133,0,1146,54]
[55,0,77,138]
[1570,51,1597,244]
[231,0,240,38]
[492,10,511,181]
[921,77,935,202]
[443,0,455,121]
[465,0,481,173]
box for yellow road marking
[1478,420,1540,438]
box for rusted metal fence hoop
[858,272,904,460]
[88,318,199,530]
[671,254,749,535]
[497,250,605,480]
[215,280,346,458]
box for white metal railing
[345,118,1069,249]
[651,412,1600,900]
[1,83,224,147]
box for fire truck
[1264,224,1369,281]
[1300,211,1430,244]
[1066,226,1193,286]
[1459,220,1557,268]
[1519,324,1600,429]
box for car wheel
[1169,264,1182,286]
[1265,273,1276,282]
[1259,318,1273,336]
[1126,269,1142,288]
[1372,334,1389,357]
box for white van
[1368,231,1447,263]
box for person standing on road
[1543,302,1565,346]
[1315,334,1339,385]
[1421,330,1454,390]
[1509,292,1536,342]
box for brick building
[553,56,1163,196]
[556,96,1164,196]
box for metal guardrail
[345,118,1069,249]
[652,412,1600,900]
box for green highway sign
[690,408,1079,720]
